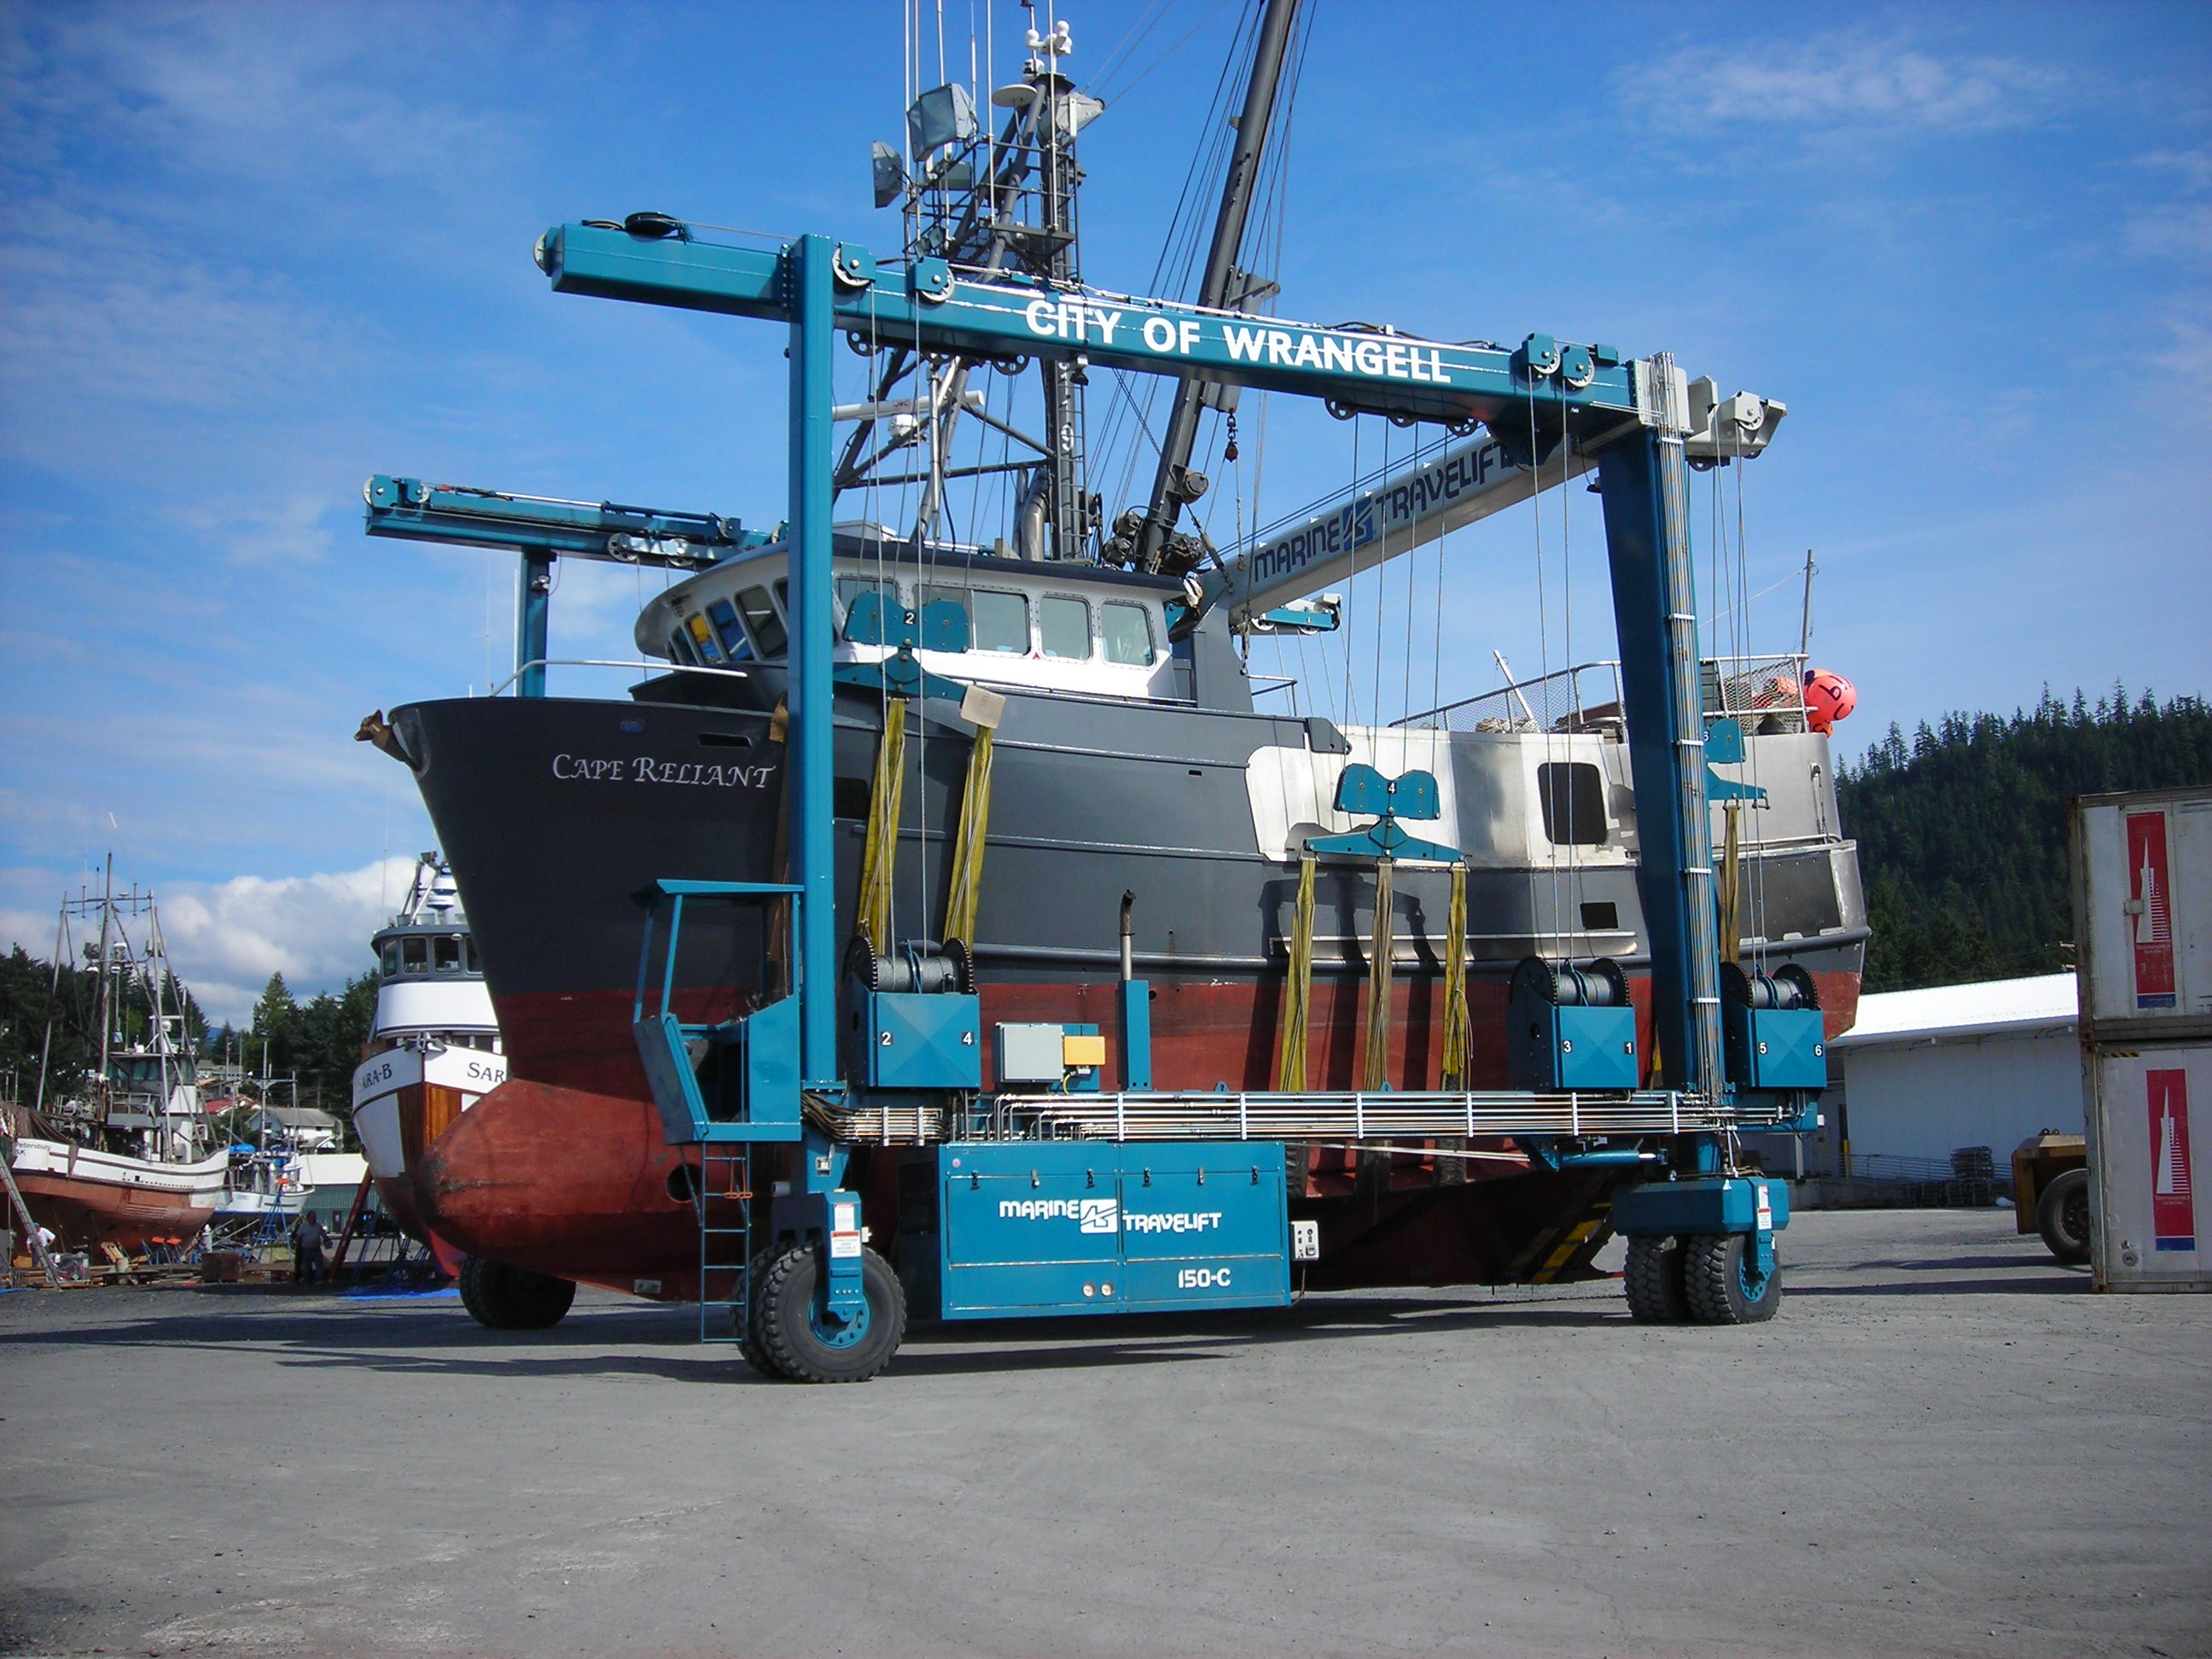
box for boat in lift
[358,3,1866,1323]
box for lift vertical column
[1596,364,1722,1101]
[515,554,551,697]
[788,235,838,1086]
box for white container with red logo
[2073,787,2212,1291]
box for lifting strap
[943,691,1003,948]
[1362,859,1396,1092]
[1440,862,1470,1089]
[855,698,907,951]
[1275,853,1317,1091]
[1717,800,1743,968]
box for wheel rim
[1736,1242,1772,1303]
[2062,1190,2091,1246]
[809,1292,872,1349]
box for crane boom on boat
[1208,376,1785,632]
[363,475,769,698]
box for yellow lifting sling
[854,698,907,951]
[1361,859,1396,1092]
[1274,853,1317,1091]
[1439,862,1470,1089]
[943,686,1004,950]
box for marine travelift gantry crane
[511,208,1819,1379]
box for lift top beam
[364,474,762,571]
[536,223,1644,434]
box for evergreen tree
[1838,688,2212,992]
[249,973,300,1080]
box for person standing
[289,1212,327,1286]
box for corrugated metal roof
[1832,972,2078,1050]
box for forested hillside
[0,947,373,1124]
[0,946,207,1109]
[1837,686,2212,992]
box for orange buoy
[1804,669,1856,733]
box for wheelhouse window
[1538,761,1609,846]
[380,941,401,976]
[667,627,699,667]
[684,613,727,666]
[736,586,786,658]
[434,936,462,972]
[706,599,754,662]
[969,590,1029,653]
[1039,595,1091,660]
[401,936,428,972]
[1101,601,1155,666]
[465,938,480,973]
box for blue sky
[3,0,2206,1020]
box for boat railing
[1396,661,1626,735]
[487,658,756,697]
[1395,653,1813,736]
[1703,653,1813,733]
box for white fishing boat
[9,860,229,1252]
[350,854,506,1254]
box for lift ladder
[691,1145,757,1345]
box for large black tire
[732,1254,789,1379]
[2037,1167,2093,1265]
[458,1255,577,1330]
[1623,1235,1692,1323]
[754,1243,905,1383]
[1682,1232,1782,1325]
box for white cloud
[2139,148,2212,192]
[1622,33,2064,135]
[1,855,421,1027]
[2128,201,2212,263]
[149,858,418,1024]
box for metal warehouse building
[1757,974,2082,1179]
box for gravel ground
[1,1206,2205,1659]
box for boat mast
[93,854,114,1128]
[31,902,65,1119]
[146,899,174,1161]
[1131,0,1301,574]
[844,9,1103,561]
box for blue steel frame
[631,875,866,1317]
[536,222,1726,1111]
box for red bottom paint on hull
[419,968,1860,1301]
[368,1174,468,1276]
[13,1174,218,1254]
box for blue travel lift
[517,219,1822,1379]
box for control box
[900,1140,1292,1319]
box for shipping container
[2072,787,2212,1291]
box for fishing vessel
[350,853,505,1263]
[212,1097,370,1237]
[364,3,1865,1314]
[9,860,228,1251]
